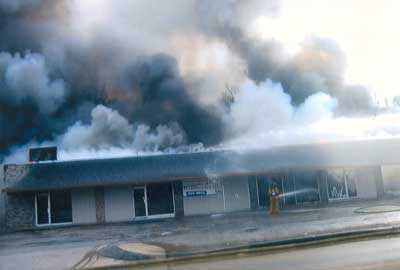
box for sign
[183,180,219,197]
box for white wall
[223,176,250,211]
[183,179,225,215]
[183,177,251,216]
[382,165,400,196]
[104,187,133,222]
[72,189,96,225]
[355,168,378,199]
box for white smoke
[4,104,192,163]
[223,79,400,149]
[59,105,188,154]
[0,52,66,114]
[224,79,335,148]
[61,105,134,150]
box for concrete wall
[223,176,250,211]
[72,189,96,225]
[104,187,133,222]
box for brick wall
[2,164,35,231]
[3,164,30,187]
[5,193,35,231]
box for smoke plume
[0,0,393,163]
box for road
[2,200,400,269]
[140,236,400,270]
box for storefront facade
[3,139,398,231]
[249,166,383,210]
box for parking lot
[2,200,400,269]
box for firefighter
[268,184,281,215]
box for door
[36,192,50,225]
[147,183,174,217]
[133,187,147,217]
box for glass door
[36,192,50,225]
[133,187,147,218]
[147,183,174,217]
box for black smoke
[0,0,224,159]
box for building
[3,139,400,231]
[0,165,5,232]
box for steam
[224,80,338,147]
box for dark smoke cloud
[0,0,41,13]
[112,54,223,145]
[0,0,225,159]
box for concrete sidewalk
[2,200,400,270]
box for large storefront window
[257,175,283,208]
[327,169,357,200]
[256,171,320,208]
[147,183,174,216]
[291,171,320,204]
[133,183,174,219]
[282,175,296,206]
[35,191,72,225]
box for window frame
[326,169,358,201]
[132,183,176,220]
[34,191,73,227]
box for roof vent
[29,147,57,162]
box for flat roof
[4,138,400,193]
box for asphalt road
[140,236,400,270]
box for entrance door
[147,183,174,217]
[133,187,147,217]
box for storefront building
[2,139,400,231]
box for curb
[80,225,400,270]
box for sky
[253,0,400,102]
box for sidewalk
[1,200,400,269]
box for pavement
[2,200,400,269]
[137,235,400,270]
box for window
[35,191,72,225]
[327,169,358,200]
[292,171,320,204]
